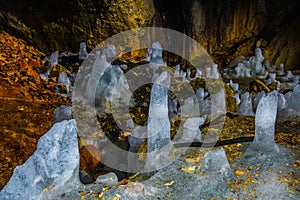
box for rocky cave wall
[154,0,300,70]
[0,0,299,69]
[0,0,155,53]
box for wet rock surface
[1,0,299,69]
[0,0,155,54]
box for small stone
[96,172,118,187]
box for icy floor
[96,145,299,200]
[46,144,299,200]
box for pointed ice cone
[147,71,171,148]
[252,90,278,152]
[145,71,174,171]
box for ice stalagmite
[78,42,88,59]
[288,84,300,110]
[150,41,164,65]
[49,51,58,69]
[237,92,255,116]
[0,120,80,200]
[252,91,279,152]
[84,51,111,100]
[56,72,71,96]
[147,71,171,151]
[145,71,173,171]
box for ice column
[187,68,191,80]
[79,42,88,59]
[265,73,277,85]
[150,41,164,64]
[174,64,181,77]
[282,70,294,81]
[211,64,220,78]
[147,71,171,152]
[145,71,173,171]
[277,63,285,76]
[56,72,71,96]
[85,51,111,101]
[254,48,264,74]
[49,51,58,69]
[229,80,239,92]
[252,91,278,152]
[195,69,202,78]
[237,92,255,116]
[205,67,211,78]
[288,84,300,110]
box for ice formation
[196,88,205,101]
[264,60,276,72]
[287,84,300,110]
[180,97,199,117]
[281,70,294,81]
[0,120,80,200]
[198,94,211,116]
[182,116,206,142]
[56,72,71,96]
[128,126,147,153]
[200,148,232,177]
[49,51,58,69]
[211,64,220,78]
[277,63,285,76]
[38,51,59,81]
[205,66,211,78]
[252,91,266,112]
[150,41,164,64]
[147,71,171,151]
[251,91,279,152]
[78,42,88,59]
[95,65,128,112]
[186,68,191,80]
[277,93,287,112]
[146,71,173,170]
[84,51,111,100]
[168,96,178,114]
[237,92,255,116]
[264,73,277,85]
[228,80,239,92]
[195,69,202,78]
[210,88,226,115]
[224,48,269,78]
[174,64,181,77]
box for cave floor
[0,97,299,194]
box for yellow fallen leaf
[234,169,245,176]
[288,189,295,194]
[181,166,196,173]
[112,194,121,200]
[164,181,175,187]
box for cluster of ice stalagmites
[224,48,267,78]
[2,40,299,199]
[231,81,300,119]
[224,47,299,84]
